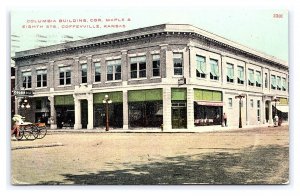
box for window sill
[57,85,72,88]
[35,87,47,89]
[93,82,102,84]
[105,80,122,84]
[129,78,147,81]
[150,76,161,79]
[172,75,184,78]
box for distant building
[12,24,289,130]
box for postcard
[10,8,289,185]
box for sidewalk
[48,123,288,134]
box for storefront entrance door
[81,100,88,129]
[172,107,187,129]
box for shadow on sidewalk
[38,145,288,185]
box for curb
[11,143,64,150]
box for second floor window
[107,59,121,81]
[271,75,276,90]
[81,64,87,83]
[130,56,146,79]
[265,73,268,88]
[226,63,234,83]
[94,62,101,82]
[210,59,219,80]
[277,76,281,90]
[282,78,287,91]
[248,69,255,86]
[59,66,71,85]
[152,55,160,77]
[173,53,183,76]
[36,69,47,88]
[22,71,32,89]
[237,66,244,84]
[256,71,262,87]
[196,55,206,78]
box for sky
[11,8,288,62]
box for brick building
[12,24,289,131]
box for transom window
[256,71,262,87]
[210,59,219,80]
[130,56,146,79]
[107,59,121,81]
[59,66,71,85]
[173,53,183,76]
[226,63,234,83]
[152,55,160,77]
[94,62,101,82]
[36,69,47,88]
[248,69,255,86]
[237,66,244,84]
[196,55,206,78]
[22,71,32,89]
[81,64,87,83]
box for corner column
[163,87,172,131]
[268,100,273,125]
[87,94,94,129]
[187,86,194,130]
[74,97,82,129]
[123,90,129,129]
[48,95,57,129]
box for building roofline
[12,23,288,68]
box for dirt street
[11,126,289,185]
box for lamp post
[103,95,112,131]
[272,96,280,126]
[235,93,245,128]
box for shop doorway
[171,102,187,129]
[265,101,270,123]
[81,100,88,129]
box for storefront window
[129,101,163,128]
[194,104,222,126]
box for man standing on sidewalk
[223,113,227,127]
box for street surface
[11,125,289,185]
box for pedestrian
[11,114,23,139]
[223,113,227,127]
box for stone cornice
[12,24,288,69]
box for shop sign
[13,90,34,97]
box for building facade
[12,24,289,131]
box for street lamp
[103,94,112,131]
[272,96,280,126]
[235,93,246,128]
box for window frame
[152,54,161,77]
[81,64,87,84]
[59,66,71,86]
[226,63,234,83]
[173,53,183,76]
[94,62,101,82]
[210,59,219,81]
[22,71,32,89]
[248,69,255,86]
[237,66,244,84]
[36,69,47,88]
[130,56,147,79]
[196,55,206,78]
[106,59,122,81]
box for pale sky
[11,8,288,62]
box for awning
[195,101,224,106]
[155,108,163,115]
[276,105,289,113]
